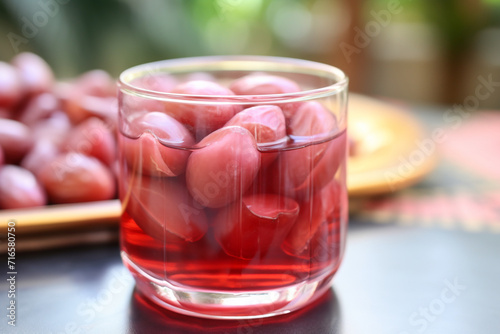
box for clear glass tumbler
[118,56,348,319]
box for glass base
[122,252,337,320]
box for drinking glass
[118,56,348,319]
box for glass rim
[118,56,348,104]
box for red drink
[120,131,346,283]
[118,56,348,319]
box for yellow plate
[347,94,438,196]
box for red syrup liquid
[119,130,347,292]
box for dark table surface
[2,222,500,334]
[2,107,500,333]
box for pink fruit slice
[21,140,60,177]
[0,165,47,209]
[282,181,341,258]
[186,126,260,208]
[270,101,341,198]
[0,62,23,109]
[32,111,72,149]
[132,73,177,93]
[230,74,301,95]
[18,93,59,126]
[64,70,115,124]
[225,105,286,143]
[125,175,208,242]
[225,105,286,166]
[303,217,343,267]
[293,131,346,196]
[121,111,194,177]
[0,119,34,164]
[123,74,178,114]
[230,74,302,121]
[164,80,242,139]
[288,101,337,138]
[11,52,54,96]
[38,153,115,204]
[64,117,116,166]
[214,193,299,260]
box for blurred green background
[1,0,500,107]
